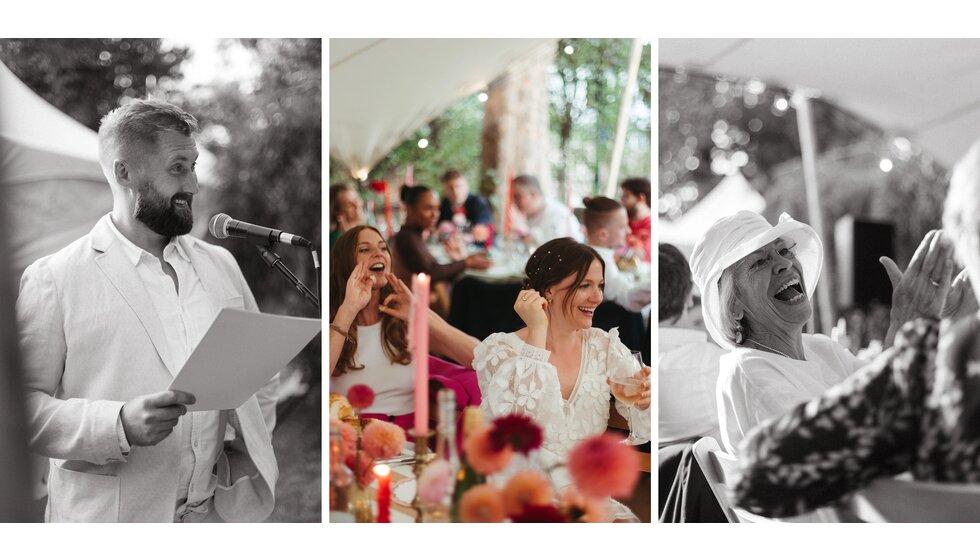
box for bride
[473,237,651,521]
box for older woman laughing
[690,211,953,453]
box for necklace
[744,338,796,360]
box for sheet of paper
[169,308,321,411]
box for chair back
[851,478,980,523]
[692,437,763,523]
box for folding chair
[691,437,773,523]
[850,478,980,522]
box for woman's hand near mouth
[378,273,414,322]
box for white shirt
[107,217,220,507]
[717,333,867,453]
[590,245,651,313]
[330,322,416,416]
[658,327,725,446]
[526,198,584,245]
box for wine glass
[610,351,649,446]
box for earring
[733,317,744,344]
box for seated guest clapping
[690,211,952,453]
[329,225,480,429]
[583,196,650,312]
[658,243,725,447]
[473,238,650,521]
[733,142,980,519]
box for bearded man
[17,100,278,522]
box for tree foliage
[0,39,188,131]
[552,39,652,195]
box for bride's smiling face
[547,258,605,330]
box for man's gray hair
[97,99,198,167]
[513,174,541,194]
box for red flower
[346,451,376,487]
[567,434,640,499]
[489,414,543,455]
[369,179,387,193]
[511,504,566,523]
[346,384,375,410]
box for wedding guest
[583,196,650,312]
[329,225,481,430]
[17,100,277,522]
[438,169,493,245]
[512,175,584,245]
[658,243,724,447]
[733,141,980,519]
[689,210,951,453]
[620,177,651,262]
[329,182,365,247]
[473,237,650,521]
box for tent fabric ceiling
[659,38,980,167]
[329,38,555,174]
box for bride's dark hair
[522,237,604,317]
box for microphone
[209,213,312,248]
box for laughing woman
[473,238,651,520]
[329,225,479,429]
[689,211,953,453]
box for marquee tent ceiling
[659,38,980,168]
[329,38,555,174]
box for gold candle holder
[407,429,433,523]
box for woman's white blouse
[717,333,867,453]
[474,327,650,463]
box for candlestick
[504,169,513,237]
[407,428,433,523]
[412,273,430,436]
[373,464,392,523]
[406,164,414,187]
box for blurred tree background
[329,38,651,219]
[659,66,949,345]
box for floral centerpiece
[330,384,406,521]
[417,411,640,522]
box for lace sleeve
[473,333,565,424]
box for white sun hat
[689,210,823,350]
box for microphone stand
[256,244,320,312]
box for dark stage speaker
[834,215,895,308]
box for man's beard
[134,179,193,237]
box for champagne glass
[610,351,649,445]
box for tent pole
[792,91,835,334]
[604,39,644,198]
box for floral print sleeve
[472,333,565,426]
[732,319,939,518]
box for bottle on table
[423,389,459,522]
[451,406,488,522]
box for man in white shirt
[17,100,278,522]
[658,243,724,446]
[582,196,650,312]
[511,174,584,245]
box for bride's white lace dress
[473,327,651,521]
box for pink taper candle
[412,273,430,435]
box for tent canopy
[659,38,980,167]
[659,172,765,256]
[329,38,555,175]
[0,62,110,279]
